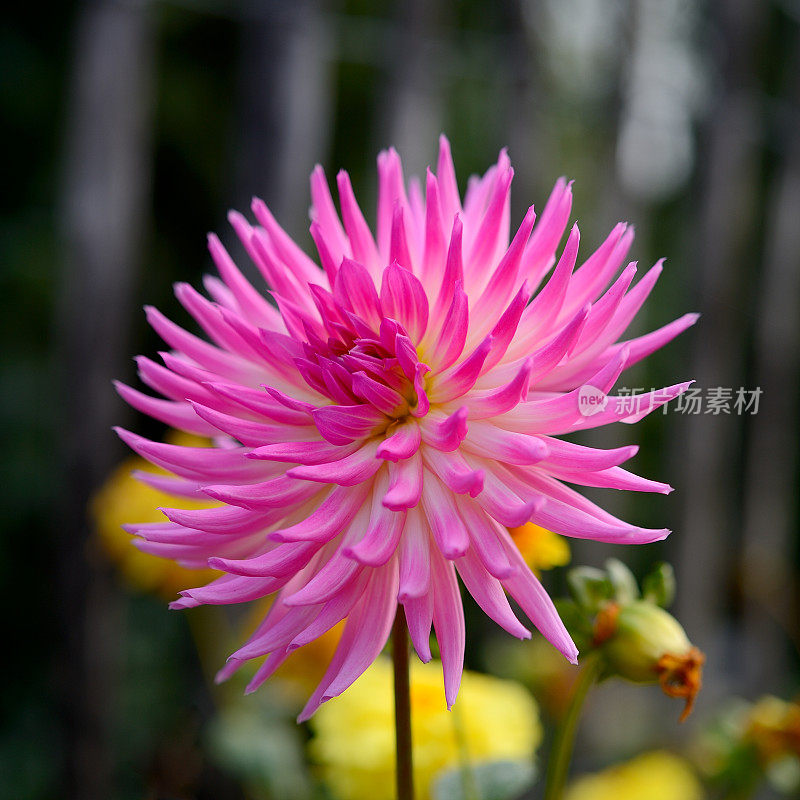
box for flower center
[305,315,432,425]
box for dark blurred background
[2,0,799,798]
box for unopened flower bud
[594,600,704,721]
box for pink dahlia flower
[116,137,695,720]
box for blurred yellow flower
[746,696,800,762]
[309,657,541,800]
[565,751,704,800]
[91,430,219,598]
[510,522,570,573]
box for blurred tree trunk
[55,1,154,797]
[502,0,545,215]
[740,29,800,690]
[674,0,764,696]
[234,0,333,243]
[379,0,446,177]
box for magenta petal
[207,233,283,328]
[376,420,421,461]
[345,472,406,566]
[428,335,493,403]
[389,205,416,277]
[455,496,515,580]
[471,204,535,323]
[420,472,469,559]
[248,440,359,465]
[459,358,533,420]
[521,178,573,286]
[250,197,323,288]
[336,171,381,276]
[282,551,363,607]
[310,165,349,266]
[133,471,206,498]
[380,261,429,344]
[333,257,383,329]
[403,593,434,662]
[113,427,265,481]
[435,135,462,220]
[298,563,398,721]
[463,422,549,465]
[312,404,387,445]
[620,313,700,370]
[288,571,371,650]
[210,540,319,578]
[501,544,579,664]
[423,448,484,497]
[160,504,282,535]
[455,548,530,639]
[419,407,468,452]
[144,305,253,381]
[427,281,469,371]
[286,440,382,486]
[429,214,464,330]
[522,222,580,336]
[351,370,407,416]
[114,383,218,437]
[430,549,465,709]
[397,506,431,601]
[269,484,370,543]
[383,452,424,510]
[421,169,446,289]
[203,475,321,511]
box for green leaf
[432,760,538,800]
[567,566,613,613]
[641,562,676,608]
[605,558,639,603]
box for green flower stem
[393,609,415,800]
[544,651,603,800]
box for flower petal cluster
[116,137,694,718]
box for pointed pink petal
[397,506,431,601]
[421,472,469,559]
[430,549,465,709]
[428,336,493,403]
[268,484,370,543]
[426,280,468,371]
[380,261,429,343]
[403,593,434,662]
[383,452,423,510]
[287,440,382,486]
[499,530,578,664]
[376,420,421,461]
[312,404,387,445]
[336,170,381,275]
[456,548,530,639]
[436,135,462,223]
[345,472,406,566]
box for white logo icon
[578,385,608,416]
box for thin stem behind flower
[393,609,415,800]
[543,651,603,800]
